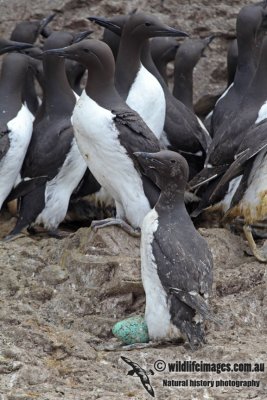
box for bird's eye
[145,22,152,27]
[83,48,90,53]
[170,159,176,164]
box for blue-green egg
[112,315,149,345]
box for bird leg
[91,340,164,352]
[27,225,70,239]
[243,224,267,263]
[91,218,141,237]
[2,232,26,242]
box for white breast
[35,138,87,230]
[126,64,166,140]
[0,105,34,209]
[255,100,267,125]
[141,208,173,339]
[220,175,242,213]
[72,91,151,228]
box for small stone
[39,264,69,285]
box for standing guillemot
[211,3,267,138]
[6,31,90,240]
[209,120,267,262]
[134,150,215,348]
[43,39,160,235]
[150,37,179,84]
[89,13,188,139]
[10,14,56,115]
[0,53,34,211]
[92,15,211,178]
[172,36,214,111]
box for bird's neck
[42,56,76,115]
[115,34,143,99]
[156,184,186,212]
[173,59,194,110]
[85,77,124,110]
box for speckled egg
[112,315,149,345]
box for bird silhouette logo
[121,356,155,397]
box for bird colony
[0,2,266,349]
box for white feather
[220,175,242,212]
[72,90,151,228]
[36,138,87,229]
[141,208,172,339]
[126,64,165,140]
[239,149,267,220]
[0,105,33,209]
[215,82,234,106]
[255,100,267,124]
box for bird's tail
[170,287,220,324]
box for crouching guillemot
[44,39,161,236]
[134,150,215,348]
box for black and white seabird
[172,36,214,111]
[190,32,267,203]
[44,39,161,235]
[89,12,188,140]
[211,3,267,137]
[209,120,267,262]
[9,14,55,115]
[6,31,90,239]
[134,150,214,347]
[150,37,179,84]
[0,53,34,211]
[91,14,211,178]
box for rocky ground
[0,0,267,399]
[0,211,266,400]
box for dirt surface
[0,0,267,399]
[0,211,266,400]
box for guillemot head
[134,150,189,191]
[43,30,93,52]
[89,12,188,40]
[0,39,33,55]
[150,37,180,63]
[10,14,56,44]
[43,39,115,74]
